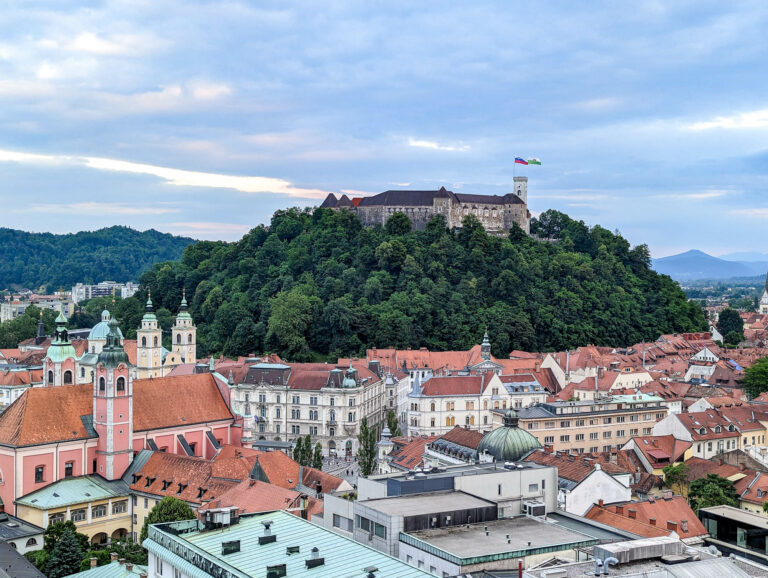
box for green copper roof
[97,318,129,367]
[88,319,124,341]
[69,561,148,577]
[16,475,128,510]
[478,409,542,461]
[48,312,77,362]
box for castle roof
[0,374,233,447]
[356,187,523,207]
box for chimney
[615,505,624,515]
[110,553,119,562]
[628,509,637,519]
[140,574,148,578]
[90,558,97,568]
[649,517,656,526]
[651,439,658,447]
[126,563,133,572]
[663,490,673,500]
[598,499,604,507]
[667,520,678,531]
[739,463,746,471]
[118,558,125,566]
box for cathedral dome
[97,318,129,368]
[88,310,124,342]
[477,409,542,462]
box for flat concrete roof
[371,461,550,483]
[358,491,495,516]
[404,516,595,559]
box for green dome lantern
[477,409,542,462]
[97,317,130,368]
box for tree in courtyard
[662,462,689,496]
[312,442,324,470]
[717,308,743,339]
[742,357,768,399]
[140,496,196,543]
[293,435,305,464]
[386,410,402,437]
[688,474,738,513]
[46,528,84,578]
[357,417,377,476]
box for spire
[481,328,491,361]
[54,311,69,343]
[180,288,188,311]
[145,290,154,313]
[35,311,45,345]
[502,409,519,428]
[98,317,129,367]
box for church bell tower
[172,289,196,363]
[136,292,163,378]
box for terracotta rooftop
[629,435,692,467]
[388,436,437,470]
[420,375,485,396]
[130,452,236,505]
[585,495,707,539]
[197,479,322,519]
[523,449,630,483]
[437,426,484,450]
[0,374,233,447]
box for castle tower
[172,289,196,363]
[760,272,768,315]
[136,293,163,378]
[43,312,79,386]
[481,330,492,361]
[93,317,133,480]
[513,176,528,204]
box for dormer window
[715,426,721,433]
[699,427,706,435]
[728,424,735,431]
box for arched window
[176,334,181,344]
[188,334,193,343]
[63,370,73,385]
[483,400,488,410]
[99,377,106,392]
[141,336,147,347]
[445,417,451,426]
[430,402,435,412]
[153,336,158,347]
[47,370,53,385]
[26,538,37,547]
[450,416,455,426]
[276,407,281,418]
[116,377,125,392]
[329,409,335,422]
[80,367,85,378]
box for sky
[2,2,768,257]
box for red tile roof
[437,426,484,450]
[630,435,691,467]
[0,374,233,447]
[586,496,707,539]
[197,479,322,518]
[420,376,485,396]
[388,436,437,470]
[130,452,237,505]
[523,449,630,482]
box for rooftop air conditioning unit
[523,501,546,517]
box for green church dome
[478,409,542,462]
[88,310,124,342]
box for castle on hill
[320,177,531,234]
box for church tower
[172,289,196,363]
[43,312,79,386]
[481,330,492,361]
[136,293,163,378]
[760,272,768,315]
[93,317,133,480]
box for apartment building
[229,360,388,456]
[514,394,668,453]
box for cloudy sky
[2,1,768,257]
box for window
[175,569,182,578]
[374,522,387,539]
[707,441,713,452]
[575,419,585,427]
[156,557,164,576]
[48,513,65,525]
[466,401,474,410]
[187,335,192,344]
[141,337,147,347]
[544,436,554,444]
[26,538,37,547]
[47,370,54,385]
[71,509,86,522]
[35,466,44,483]
[291,409,300,419]
[176,334,181,344]
[349,398,356,407]
[643,428,652,435]
[309,410,318,420]
[276,394,281,404]
[291,425,300,434]
[153,336,158,347]
[630,428,639,436]
[560,435,570,442]
[603,417,612,424]
[99,377,105,392]
[80,367,85,378]
[309,426,318,436]
[560,421,570,428]
[260,406,266,418]
[258,393,266,403]
[292,395,301,404]
[276,407,281,418]
[113,501,127,514]
[333,514,353,532]
[92,505,107,518]
[63,370,73,384]
[277,424,282,434]
[430,402,436,412]
[116,377,125,392]
[528,483,539,493]
[144,498,149,508]
[630,414,639,422]
[616,416,625,423]
[328,427,333,436]
[603,431,612,438]
[64,462,74,478]
[589,432,598,440]
[656,412,665,419]
[617,430,625,437]
[544,421,555,429]
[348,412,355,422]
[430,418,436,427]
[310,396,318,405]
[132,495,137,506]
[329,409,335,422]
[575,433,585,441]
[644,413,652,420]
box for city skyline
[2,2,768,257]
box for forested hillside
[0,226,194,290]
[133,208,705,360]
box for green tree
[80,539,147,571]
[303,434,312,465]
[743,357,768,399]
[717,308,743,336]
[385,212,412,235]
[293,436,305,464]
[43,520,89,554]
[386,410,402,437]
[357,417,377,476]
[662,462,689,496]
[312,442,324,470]
[265,288,321,360]
[46,528,84,578]
[688,474,739,513]
[725,330,744,347]
[140,496,196,543]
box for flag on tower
[514,157,528,165]
[527,158,541,165]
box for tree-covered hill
[0,226,194,290]
[133,208,705,361]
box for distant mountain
[718,251,768,263]
[0,226,195,291]
[652,250,757,281]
